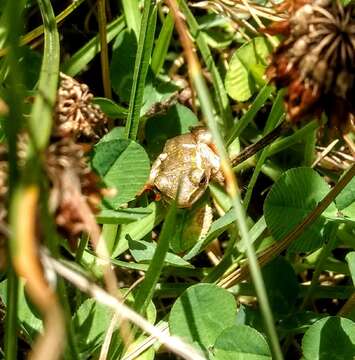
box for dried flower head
[46,137,101,248]
[55,73,108,140]
[0,74,106,249]
[266,0,355,133]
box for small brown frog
[147,128,224,208]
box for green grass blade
[267,120,319,157]
[193,70,283,359]
[124,0,157,140]
[2,0,27,357]
[233,120,320,173]
[226,84,273,145]
[179,0,233,129]
[97,0,112,99]
[194,69,283,360]
[134,202,177,314]
[0,0,86,57]
[4,271,19,360]
[151,12,174,75]
[62,16,125,77]
[121,0,140,39]
[28,0,60,151]
[243,90,285,210]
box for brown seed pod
[46,136,101,249]
[49,74,110,247]
[266,0,355,134]
[0,74,107,250]
[54,73,108,140]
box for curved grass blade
[243,90,285,209]
[28,0,60,151]
[151,12,174,75]
[165,1,283,358]
[226,84,273,145]
[62,16,125,77]
[179,0,233,129]
[2,0,28,357]
[133,201,177,314]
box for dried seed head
[54,73,108,140]
[266,0,355,133]
[46,138,101,248]
[0,74,107,248]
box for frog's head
[148,128,223,208]
[176,167,211,208]
[154,166,211,208]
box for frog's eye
[199,173,207,186]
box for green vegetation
[0,0,354,359]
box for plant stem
[97,0,112,99]
[243,90,285,210]
[165,1,283,358]
[231,121,288,167]
[229,163,355,284]
[5,269,18,360]
[29,0,60,151]
[134,204,177,314]
[179,0,233,129]
[300,222,339,308]
[303,126,317,166]
[3,0,27,357]
[125,0,157,140]
[0,0,86,57]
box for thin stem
[124,0,157,140]
[243,90,285,210]
[338,293,355,316]
[231,121,289,167]
[134,203,177,314]
[224,163,355,285]
[179,0,233,129]
[2,0,27,357]
[42,252,206,360]
[5,269,18,360]
[300,223,339,308]
[0,0,86,57]
[303,126,317,166]
[165,1,283,359]
[97,0,112,99]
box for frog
[147,127,224,208]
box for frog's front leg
[138,152,168,198]
[148,153,167,185]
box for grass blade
[134,203,177,314]
[97,0,112,99]
[62,16,125,77]
[28,0,60,151]
[166,1,283,358]
[125,0,157,140]
[243,90,285,209]
[151,12,174,75]
[226,84,273,145]
[121,0,140,39]
[2,0,27,357]
[179,0,233,129]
